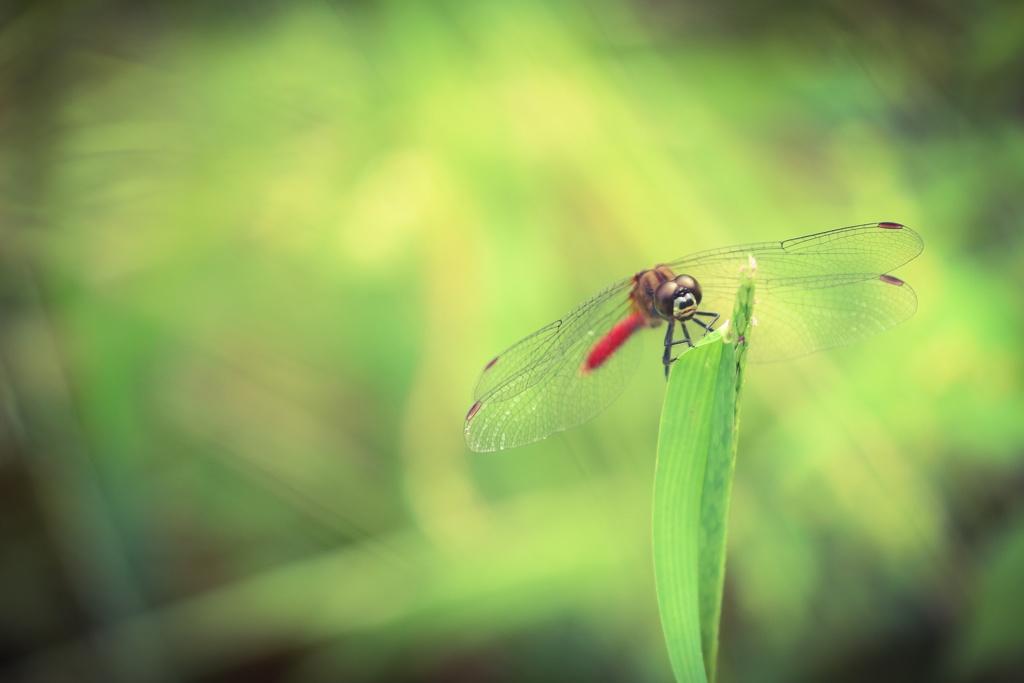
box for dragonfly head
[655,274,702,321]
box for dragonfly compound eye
[673,274,702,305]
[654,280,680,318]
[655,275,702,320]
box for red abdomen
[583,313,644,373]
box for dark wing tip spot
[878,222,905,230]
[466,401,483,421]
[879,274,905,286]
[483,356,499,372]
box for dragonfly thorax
[654,273,703,321]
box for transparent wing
[668,223,923,281]
[465,277,643,452]
[702,274,918,362]
[670,223,923,362]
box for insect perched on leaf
[465,222,922,452]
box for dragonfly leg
[662,319,674,378]
[693,310,720,335]
[664,320,695,377]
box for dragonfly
[464,222,923,452]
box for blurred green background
[2,1,1023,681]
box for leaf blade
[653,264,755,683]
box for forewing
[465,277,642,452]
[669,223,923,281]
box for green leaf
[653,262,756,683]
